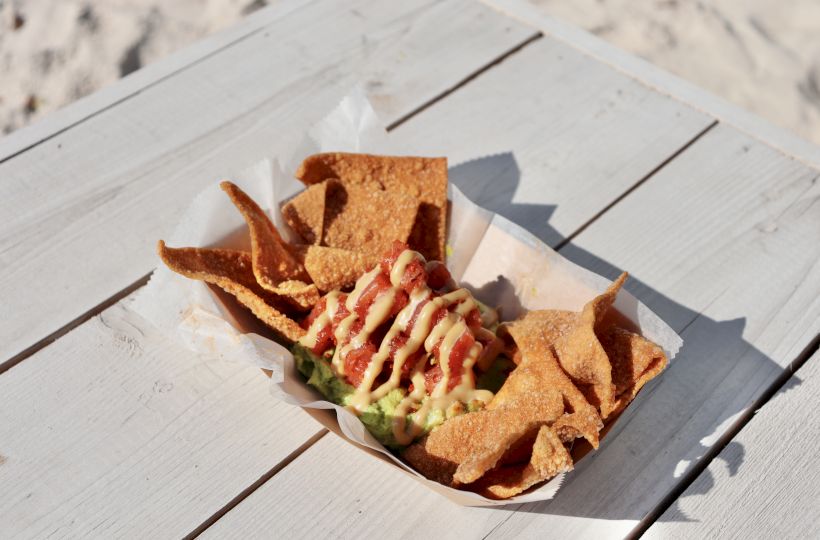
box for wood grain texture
[392,36,714,246]
[486,123,820,538]
[199,434,518,540]
[0,0,537,368]
[201,124,820,539]
[0,300,323,539]
[646,350,820,539]
[480,0,820,171]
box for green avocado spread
[292,343,512,449]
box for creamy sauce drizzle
[299,248,497,445]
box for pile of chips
[404,275,668,498]
[158,152,448,344]
[157,152,668,499]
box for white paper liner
[131,89,682,507]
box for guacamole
[292,344,508,449]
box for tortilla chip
[295,153,447,261]
[292,244,378,292]
[473,426,573,499]
[221,181,318,310]
[403,390,563,487]
[321,180,419,257]
[553,273,626,419]
[282,181,328,244]
[603,326,668,415]
[157,241,305,344]
[497,324,602,448]
[221,181,306,282]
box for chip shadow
[448,153,801,524]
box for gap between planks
[628,331,820,538]
[553,120,718,251]
[183,430,330,540]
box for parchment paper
[131,88,682,507]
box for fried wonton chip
[281,180,328,244]
[472,425,573,499]
[497,325,603,448]
[157,241,305,344]
[220,181,319,310]
[295,153,447,261]
[602,326,668,416]
[321,179,419,257]
[403,389,563,487]
[553,273,625,420]
[292,244,378,292]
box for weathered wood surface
[647,350,820,539]
[0,0,537,370]
[393,36,713,247]
[0,300,325,539]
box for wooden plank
[199,434,518,540]
[0,0,306,163]
[0,0,537,369]
[392,36,714,246]
[202,124,820,538]
[480,0,820,170]
[485,124,820,537]
[645,350,820,538]
[0,300,324,538]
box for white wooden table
[2,1,819,538]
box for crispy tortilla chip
[553,273,626,419]
[157,241,305,344]
[221,181,306,283]
[221,181,317,310]
[295,153,447,261]
[292,244,378,292]
[321,180,419,257]
[473,426,573,499]
[603,326,668,415]
[403,390,563,487]
[497,324,603,448]
[281,180,328,244]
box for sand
[2,0,820,145]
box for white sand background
[1,0,820,145]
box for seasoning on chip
[157,241,305,343]
[321,179,419,257]
[221,181,319,310]
[295,153,447,261]
[282,180,328,244]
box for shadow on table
[448,153,801,523]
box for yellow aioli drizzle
[299,291,341,349]
[301,248,495,445]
